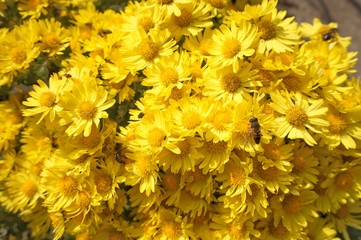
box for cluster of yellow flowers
[1,0,361,239]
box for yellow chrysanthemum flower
[58,78,115,137]
[270,91,329,146]
[17,0,48,19]
[23,74,66,123]
[208,21,257,72]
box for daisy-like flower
[202,63,259,103]
[58,78,115,137]
[256,215,302,240]
[270,91,329,146]
[271,189,319,231]
[23,74,66,123]
[17,0,49,19]
[167,1,214,39]
[121,28,178,73]
[33,18,70,57]
[207,21,257,72]
[322,107,361,150]
[181,166,214,198]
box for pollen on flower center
[282,194,302,215]
[164,172,179,191]
[175,140,190,158]
[59,176,78,196]
[258,20,276,40]
[283,76,302,92]
[139,39,159,61]
[158,0,173,4]
[293,154,307,172]
[335,171,354,190]
[160,68,179,87]
[182,111,201,129]
[95,172,112,194]
[258,70,272,87]
[109,231,126,240]
[335,204,349,219]
[229,168,246,186]
[10,46,27,65]
[269,222,290,238]
[148,128,166,147]
[79,130,101,149]
[42,34,60,50]
[286,106,308,127]
[21,180,38,197]
[169,87,184,100]
[135,157,152,177]
[213,112,231,130]
[79,191,90,208]
[78,101,97,119]
[39,92,56,107]
[190,168,206,181]
[222,38,241,58]
[221,73,242,93]
[138,16,155,32]
[208,0,224,8]
[327,113,347,134]
[263,143,281,161]
[279,52,294,65]
[260,166,279,181]
[206,140,227,153]
[162,220,181,238]
[174,8,192,28]
[229,222,245,239]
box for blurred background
[278,0,361,74]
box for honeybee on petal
[322,28,338,41]
[249,117,261,144]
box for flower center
[259,166,279,181]
[110,80,126,90]
[60,176,78,196]
[213,111,232,130]
[221,73,242,93]
[95,172,112,194]
[286,106,308,127]
[169,87,185,100]
[208,0,224,8]
[160,68,179,87]
[292,154,307,172]
[164,172,179,191]
[135,157,152,177]
[148,127,166,147]
[206,140,227,153]
[31,162,43,175]
[335,204,349,219]
[39,92,56,107]
[279,52,294,65]
[283,75,302,92]
[10,46,27,65]
[263,143,281,161]
[21,180,38,197]
[327,113,347,134]
[335,171,354,190]
[229,222,245,239]
[222,38,241,58]
[229,167,246,186]
[282,194,302,215]
[138,16,155,32]
[162,220,181,239]
[158,0,173,4]
[79,130,101,149]
[175,140,190,158]
[139,39,159,61]
[174,8,192,28]
[79,191,90,209]
[269,222,290,238]
[190,168,206,182]
[42,33,60,50]
[258,70,272,87]
[182,110,201,129]
[258,20,276,40]
[78,101,97,119]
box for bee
[249,117,261,144]
[322,28,338,41]
[114,143,123,163]
[98,29,112,37]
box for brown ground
[278,0,361,74]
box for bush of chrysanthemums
[1,0,361,239]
